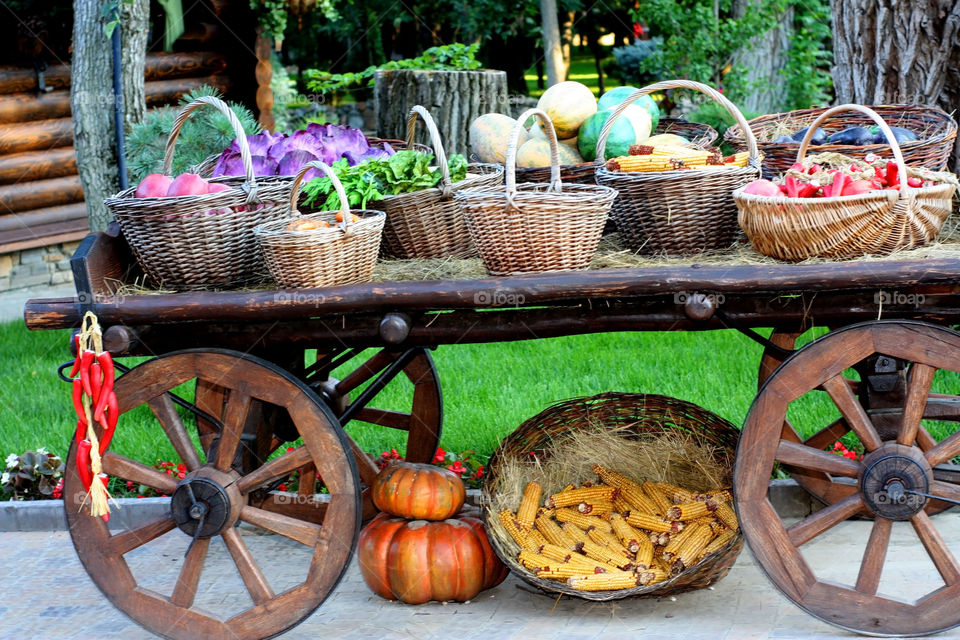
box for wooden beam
[0,175,84,214]
[0,219,88,254]
[0,202,87,232]
[0,118,73,154]
[0,148,77,185]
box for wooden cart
[23,224,960,639]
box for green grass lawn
[524,53,607,98]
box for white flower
[35,447,47,455]
[5,453,18,468]
[1,472,9,485]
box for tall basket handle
[796,104,913,194]
[163,95,260,204]
[506,108,563,197]
[290,160,355,232]
[405,105,453,197]
[595,79,760,166]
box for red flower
[52,478,63,499]
[447,460,466,477]
[278,483,288,492]
[177,472,186,479]
[390,449,401,459]
[177,463,186,473]
[471,465,484,480]
[126,480,134,490]
[286,447,295,453]
[433,447,447,464]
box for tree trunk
[540,0,565,86]
[119,0,149,132]
[71,0,119,232]
[732,0,793,113]
[373,69,509,156]
[831,0,960,168]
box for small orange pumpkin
[372,461,465,521]
[358,510,508,603]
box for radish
[135,173,173,198]
[166,173,209,197]
[743,179,782,197]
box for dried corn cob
[714,502,739,531]
[536,507,555,519]
[517,481,542,528]
[656,481,693,504]
[673,523,714,571]
[634,528,655,569]
[700,527,736,558]
[609,513,642,554]
[662,523,702,562]
[536,514,577,549]
[666,500,717,522]
[692,489,733,503]
[567,571,639,591]
[547,486,617,508]
[577,499,615,517]
[499,510,528,546]
[641,481,673,516]
[560,522,591,550]
[536,566,595,580]
[581,540,633,568]
[555,507,614,533]
[620,485,659,515]
[587,526,633,558]
[592,465,640,490]
[637,566,668,586]
[613,494,634,514]
[625,512,683,534]
[527,529,549,548]
[540,543,615,573]
[517,549,555,570]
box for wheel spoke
[108,515,177,556]
[236,445,312,494]
[240,505,322,547]
[213,386,252,472]
[335,349,396,395]
[855,517,892,595]
[298,464,317,496]
[148,395,202,471]
[342,430,380,487]
[930,479,960,502]
[352,408,411,431]
[803,418,851,452]
[221,527,274,606]
[822,375,883,452]
[911,510,960,585]
[898,364,936,446]
[170,537,209,608]
[917,426,938,452]
[102,452,178,494]
[776,440,860,477]
[249,491,328,525]
[787,492,863,547]
[926,430,960,468]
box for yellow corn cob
[637,566,668,586]
[662,523,702,562]
[499,510,528,546]
[620,485,659,515]
[517,549,555,571]
[625,512,683,534]
[606,155,692,172]
[581,540,633,568]
[692,489,733,503]
[561,522,591,549]
[536,566,595,580]
[714,502,739,531]
[609,513,642,554]
[587,526,633,558]
[612,494,634,514]
[516,481,542,529]
[666,500,717,522]
[527,529,549,548]
[641,481,673,516]
[536,514,577,549]
[547,486,617,508]
[577,499,615,517]
[634,527,655,569]
[592,465,640,490]
[536,507,555,519]
[539,543,615,573]
[567,571,639,591]
[700,527,737,558]
[673,523,714,571]
[689,515,717,528]
[656,481,694,504]
[555,507,614,533]
[560,484,576,492]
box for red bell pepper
[77,439,94,491]
[93,352,115,424]
[797,182,821,198]
[886,161,899,189]
[807,164,822,175]
[784,175,801,198]
[824,171,849,197]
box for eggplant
[868,125,919,145]
[791,126,829,146]
[773,135,796,143]
[828,126,874,145]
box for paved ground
[6,513,960,640]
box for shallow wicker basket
[734,104,958,262]
[594,80,762,256]
[724,104,958,178]
[105,96,293,290]
[367,106,503,259]
[483,392,743,601]
[454,108,617,275]
[254,160,385,288]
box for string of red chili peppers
[69,312,118,521]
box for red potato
[166,173,209,197]
[134,173,173,198]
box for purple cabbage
[212,150,277,178]
[276,150,320,178]
[343,146,391,166]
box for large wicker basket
[724,104,958,178]
[104,96,293,290]
[367,106,503,259]
[734,104,958,261]
[483,392,743,601]
[454,108,617,275]
[254,160,385,288]
[595,80,762,256]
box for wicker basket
[366,106,503,259]
[512,117,719,186]
[454,109,617,275]
[254,160,385,288]
[594,80,762,256]
[734,104,958,262]
[483,392,743,601]
[724,104,958,178]
[105,96,293,290]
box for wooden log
[374,69,509,155]
[0,217,88,253]
[0,202,88,232]
[144,76,233,108]
[0,175,84,213]
[0,118,73,154]
[0,148,77,185]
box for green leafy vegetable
[300,150,469,211]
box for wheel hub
[171,477,232,538]
[859,443,932,520]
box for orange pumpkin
[372,461,465,520]
[358,510,508,603]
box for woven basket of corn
[483,392,742,601]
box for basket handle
[506,108,563,196]
[163,96,260,204]
[289,160,355,232]
[595,79,760,166]
[795,104,912,194]
[405,105,453,197]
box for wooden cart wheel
[759,327,959,513]
[736,321,960,636]
[65,350,361,640]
